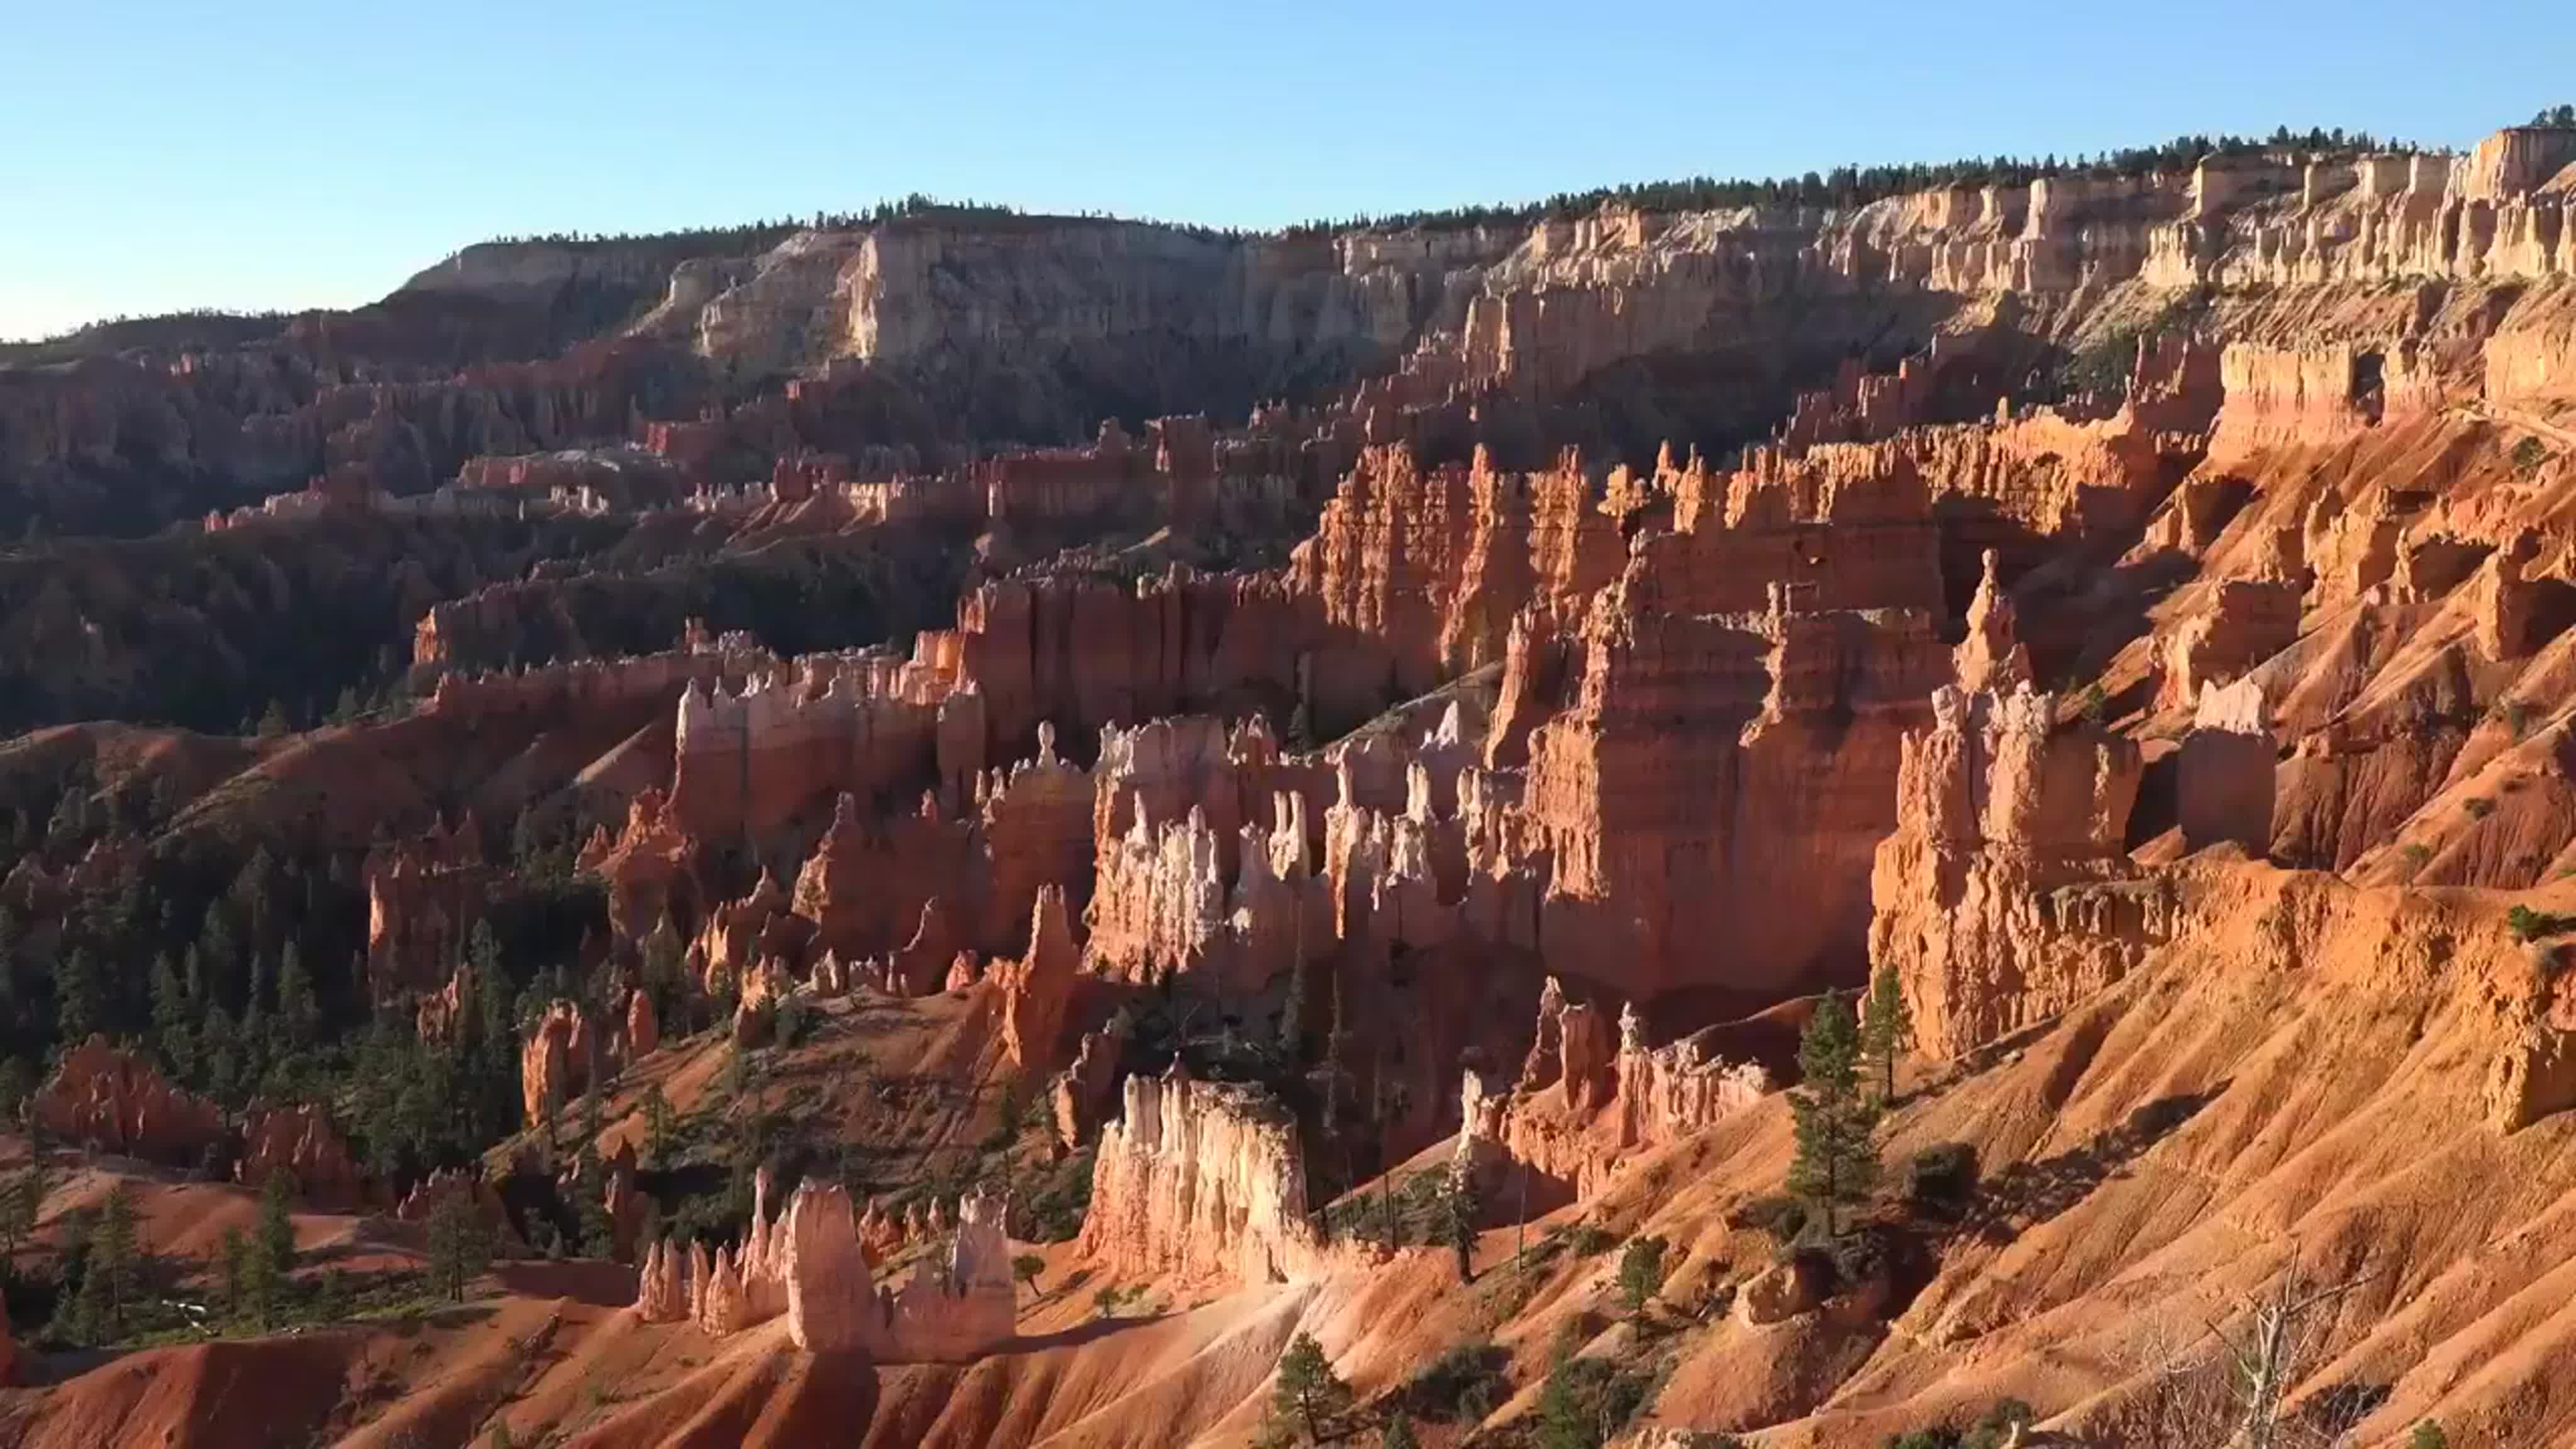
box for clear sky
[4,0,2569,341]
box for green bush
[1616,1236,1668,1311]
[2464,797,2496,820]
[2508,905,2575,943]
[1734,1194,1807,1245]
[1404,1340,1511,1423]
[1906,1142,1980,1212]
[1536,1356,1656,1449]
[2513,436,2550,476]
[1568,1223,1618,1257]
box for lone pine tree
[1788,989,1881,1238]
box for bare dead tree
[2121,1252,2385,1448]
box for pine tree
[256,699,291,738]
[277,942,319,1054]
[1860,962,1911,1106]
[218,1224,248,1319]
[643,1082,675,1167]
[1443,1167,1479,1284]
[55,947,102,1044]
[1787,990,1880,1239]
[97,1185,140,1337]
[1269,1332,1353,1445]
[1380,1413,1421,1449]
[150,952,195,1081]
[425,1191,489,1302]
[257,1169,296,1280]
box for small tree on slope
[1266,1331,1353,1446]
[1862,960,1912,1105]
[1787,989,1880,1238]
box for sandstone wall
[1076,1067,1324,1287]
[1868,685,2165,1058]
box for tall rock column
[2177,679,2275,856]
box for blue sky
[3,0,2568,341]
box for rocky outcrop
[1500,574,1948,1002]
[782,1181,873,1352]
[625,987,660,1060]
[364,816,492,1008]
[581,790,702,946]
[639,1177,1016,1362]
[32,1038,225,1167]
[1869,685,2165,1058]
[1077,1066,1324,1287]
[2178,679,2276,855]
[1952,550,2031,694]
[1052,1026,1128,1152]
[994,886,1079,1073]
[2160,578,2304,711]
[2145,131,2576,293]
[521,1002,598,1130]
[1462,991,1770,1198]
[236,1103,364,1212]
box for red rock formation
[1503,573,1948,1003]
[625,987,660,1059]
[1076,1065,1325,1287]
[1052,1026,1126,1152]
[975,723,1094,954]
[521,1002,597,1130]
[2178,679,2277,855]
[1952,550,2031,693]
[1463,992,1770,1198]
[32,1037,225,1167]
[696,870,814,996]
[236,1103,364,1213]
[994,886,1079,1073]
[1287,445,1629,716]
[364,816,491,1006]
[782,1180,872,1352]
[582,789,702,945]
[641,1179,1016,1363]
[2160,578,2303,710]
[1869,684,2165,1058]
[792,791,976,967]
[395,1168,521,1254]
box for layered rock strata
[1868,684,2165,1058]
[1076,1066,1324,1287]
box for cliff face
[1869,685,2162,1058]
[1461,983,1772,1199]
[1504,576,1948,1003]
[1075,1068,1326,1288]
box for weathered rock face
[1463,988,1769,1197]
[639,1178,1016,1363]
[1287,445,1628,718]
[521,1001,597,1130]
[1504,574,1948,1003]
[625,987,660,1060]
[1953,550,2031,694]
[1052,1026,1127,1152]
[2179,679,2277,855]
[782,1181,874,1353]
[582,789,702,945]
[1869,685,2167,1058]
[2160,577,2305,711]
[32,1038,225,1167]
[364,816,491,1008]
[236,1103,364,1212]
[1077,1067,1323,1287]
[994,886,1079,1073]
[2145,130,2576,293]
